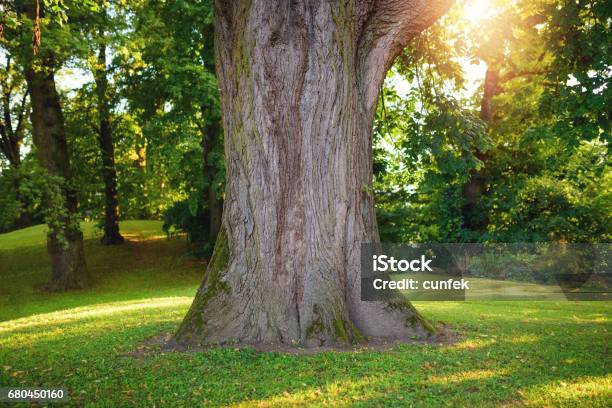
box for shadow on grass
[0,296,609,407]
[0,235,204,322]
[1,222,609,406]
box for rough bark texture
[461,66,501,233]
[94,39,124,245]
[24,53,89,291]
[176,0,451,347]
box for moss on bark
[175,227,230,341]
[389,298,437,336]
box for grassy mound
[0,222,610,406]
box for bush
[163,199,213,258]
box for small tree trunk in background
[13,172,31,229]
[0,58,30,229]
[461,66,501,235]
[2,141,31,230]
[130,130,148,219]
[25,54,89,291]
[479,67,501,124]
[200,118,222,244]
[94,38,124,245]
[176,0,452,347]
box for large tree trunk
[461,66,500,234]
[200,116,223,244]
[25,54,89,291]
[176,0,451,347]
[94,39,124,245]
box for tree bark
[24,53,89,291]
[94,38,124,245]
[479,67,501,124]
[176,0,451,347]
[200,117,222,244]
[461,66,501,234]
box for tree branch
[358,0,454,113]
[14,88,29,143]
[500,69,546,84]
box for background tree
[0,0,607,298]
[372,0,610,244]
[0,53,31,229]
[2,0,93,290]
[90,2,124,245]
[123,0,224,256]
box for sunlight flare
[463,0,494,23]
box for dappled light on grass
[571,314,608,324]
[0,297,192,335]
[0,297,609,406]
[428,368,507,384]
[0,221,203,322]
[119,233,168,243]
[228,377,383,408]
[507,334,541,344]
[1,222,610,407]
[451,338,498,350]
[521,375,612,406]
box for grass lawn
[0,221,610,407]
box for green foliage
[28,169,82,247]
[541,0,611,148]
[120,0,223,252]
[1,0,607,253]
[1,0,223,247]
[162,200,214,257]
[0,172,24,231]
[488,141,611,242]
[374,39,490,243]
[468,251,538,282]
[374,0,611,244]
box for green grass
[0,222,610,407]
[0,221,203,322]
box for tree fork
[176,0,452,347]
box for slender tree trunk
[176,0,451,347]
[24,54,89,291]
[200,118,222,244]
[13,171,31,229]
[461,66,500,234]
[479,67,501,124]
[1,137,31,229]
[129,129,148,219]
[94,39,124,245]
[0,58,30,229]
